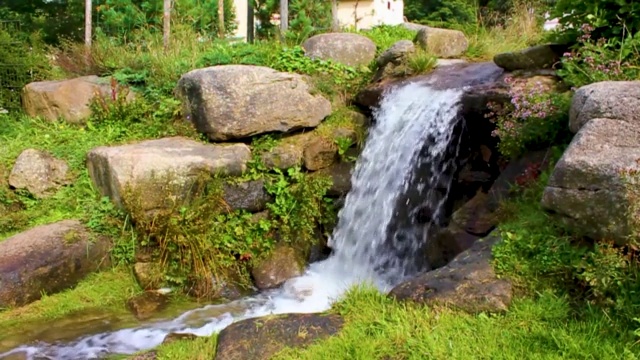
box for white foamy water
[0,83,463,360]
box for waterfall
[0,83,464,360]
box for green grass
[0,268,140,332]
[273,286,639,360]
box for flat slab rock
[0,220,111,307]
[86,137,251,209]
[390,233,512,314]
[215,313,343,360]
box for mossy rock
[215,313,344,360]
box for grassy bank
[0,268,140,333]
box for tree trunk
[218,0,225,38]
[163,0,171,52]
[84,0,92,49]
[280,0,288,33]
[247,0,255,43]
[331,0,339,31]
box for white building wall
[232,0,248,40]
[337,0,404,30]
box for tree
[218,0,225,37]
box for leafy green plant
[357,25,417,55]
[265,167,334,254]
[406,49,438,75]
[334,137,357,163]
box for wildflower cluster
[485,76,560,159]
[557,23,640,88]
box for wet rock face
[356,62,505,109]
[215,313,344,360]
[126,291,169,320]
[0,220,111,308]
[390,233,512,313]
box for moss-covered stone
[215,313,344,360]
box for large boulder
[390,233,512,313]
[569,81,640,132]
[86,137,251,210]
[215,313,343,360]
[542,118,640,244]
[493,44,567,72]
[414,27,468,58]
[0,220,112,307]
[176,65,332,141]
[542,81,640,244]
[302,33,377,67]
[22,76,134,123]
[8,149,71,198]
[251,246,304,290]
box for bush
[485,76,571,159]
[551,0,640,42]
[494,162,640,330]
[557,24,640,88]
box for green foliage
[265,167,334,251]
[96,0,236,38]
[405,0,477,25]
[0,0,85,44]
[285,0,332,43]
[252,0,330,41]
[357,25,417,55]
[551,0,640,42]
[557,26,640,88]
[0,28,53,110]
[271,46,370,101]
[485,77,571,159]
[335,137,356,163]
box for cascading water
[0,82,463,360]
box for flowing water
[0,83,463,360]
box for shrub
[358,25,417,54]
[406,49,438,75]
[485,76,570,159]
[551,0,640,42]
[557,24,640,88]
[495,161,640,330]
